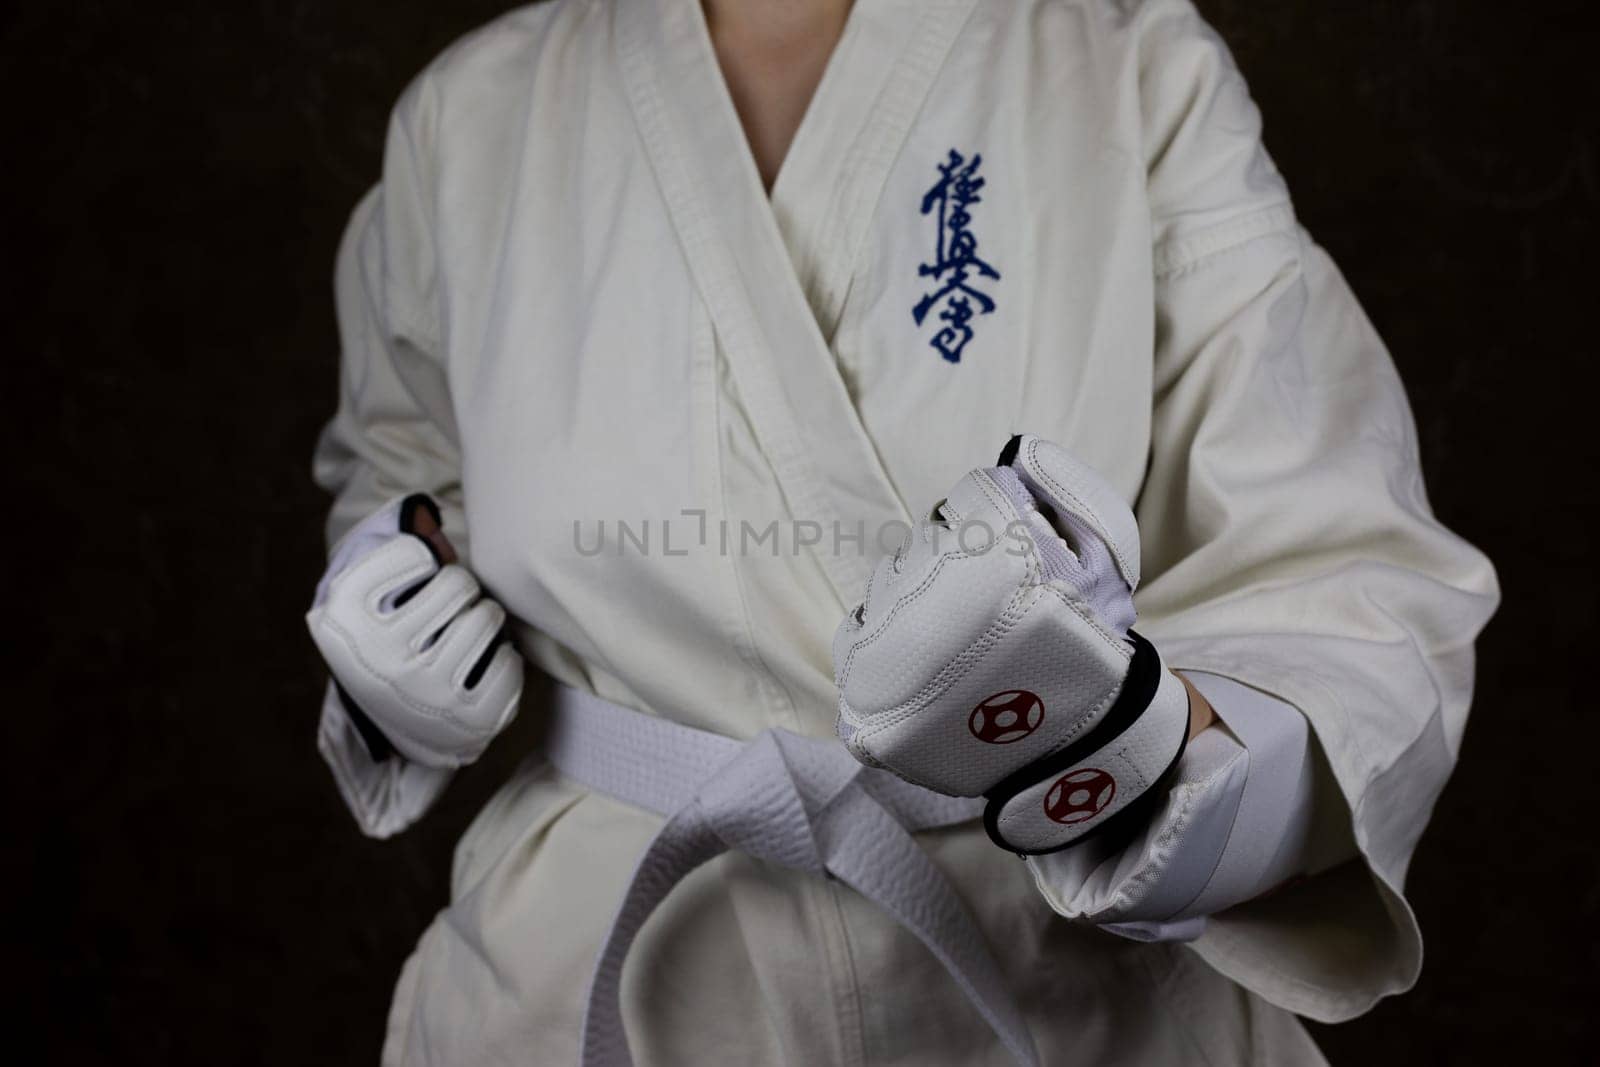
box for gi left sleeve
[1076,0,1497,1022]
[311,72,468,836]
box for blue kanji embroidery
[913,149,1000,363]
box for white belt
[545,685,1041,1067]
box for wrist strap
[982,632,1190,855]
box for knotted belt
[545,685,1041,1067]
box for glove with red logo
[833,435,1191,855]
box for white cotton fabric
[310,0,1498,1063]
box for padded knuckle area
[850,592,1131,797]
[845,546,1033,714]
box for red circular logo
[1044,768,1116,825]
[969,690,1045,744]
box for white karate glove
[306,494,523,770]
[834,435,1191,855]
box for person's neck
[702,0,854,49]
[702,0,854,189]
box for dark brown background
[5,1,1595,1063]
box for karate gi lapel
[613,0,980,605]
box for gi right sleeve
[311,74,466,837]
[1096,0,1499,1022]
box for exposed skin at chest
[702,0,853,189]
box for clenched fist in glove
[307,494,523,770]
[834,435,1193,855]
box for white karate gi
[312,0,1499,1062]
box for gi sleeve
[311,74,467,836]
[1123,0,1499,1022]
